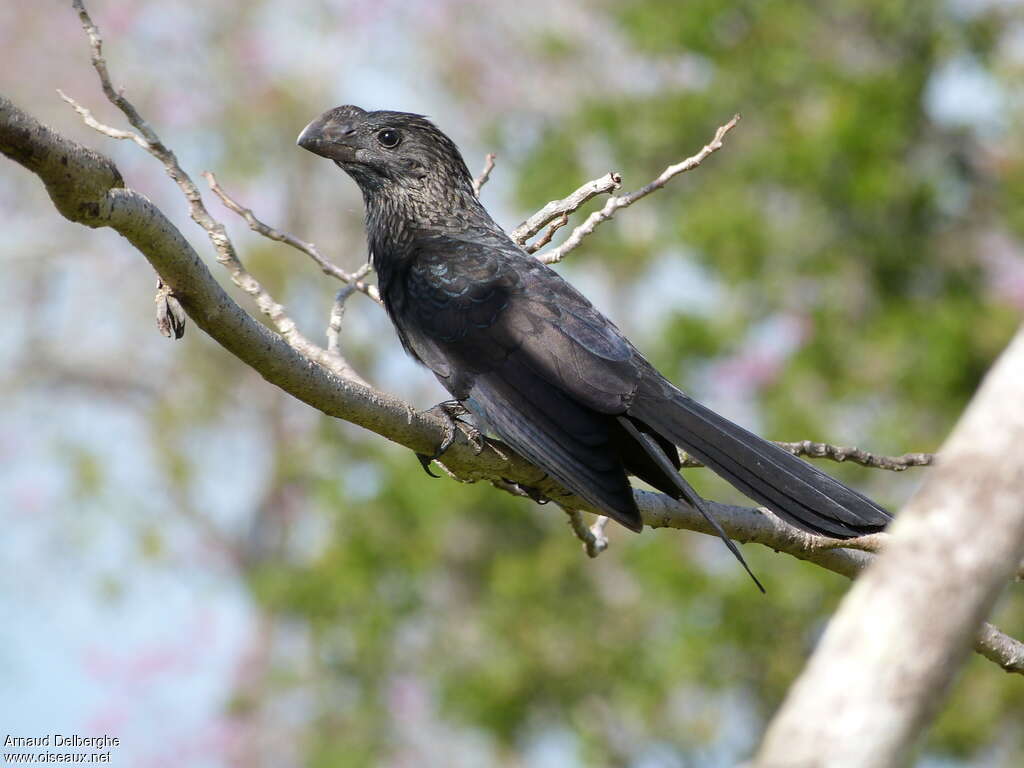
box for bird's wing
[395,233,645,528]
[400,232,642,411]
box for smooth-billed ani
[297,105,891,586]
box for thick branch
[757,326,1024,766]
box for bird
[297,105,892,589]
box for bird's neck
[361,179,497,275]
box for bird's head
[297,105,475,200]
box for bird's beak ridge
[297,109,359,162]
[296,119,324,152]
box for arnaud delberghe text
[4,735,120,749]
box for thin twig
[678,441,934,472]
[325,277,372,388]
[511,172,622,245]
[56,89,147,146]
[566,510,609,558]
[525,213,569,254]
[536,115,741,264]
[203,170,381,303]
[589,515,610,551]
[775,441,933,470]
[472,152,496,197]
[68,0,363,381]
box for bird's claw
[416,400,483,476]
[416,452,442,478]
[517,482,550,505]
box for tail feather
[617,416,766,592]
[629,382,891,538]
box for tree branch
[524,212,569,254]
[325,278,371,388]
[63,0,370,382]
[976,622,1024,675]
[771,440,934,470]
[679,440,934,471]
[203,170,381,303]
[534,115,741,264]
[472,152,496,196]
[511,171,622,245]
[756,325,1024,765]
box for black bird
[298,105,891,586]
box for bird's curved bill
[296,113,357,162]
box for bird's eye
[376,128,401,148]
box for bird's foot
[516,482,550,505]
[493,477,551,505]
[416,400,484,477]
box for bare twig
[325,278,372,388]
[525,213,569,254]
[590,515,610,552]
[472,152,496,196]
[203,171,381,304]
[511,171,622,245]
[566,510,609,558]
[326,266,371,356]
[56,89,147,146]
[775,440,934,470]
[66,0,365,380]
[678,441,934,472]
[536,115,741,264]
[70,0,163,149]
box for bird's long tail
[617,416,766,592]
[628,382,892,539]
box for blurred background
[2,1,1022,766]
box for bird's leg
[416,400,484,477]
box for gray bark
[756,327,1024,767]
